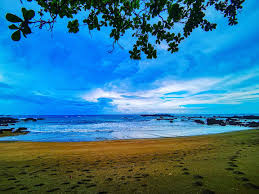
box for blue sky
[0,0,258,115]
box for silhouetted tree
[6,0,245,59]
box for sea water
[0,114,255,142]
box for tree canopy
[6,0,245,59]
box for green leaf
[11,30,21,41]
[6,13,23,23]
[26,10,35,20]
[22,8,28,19]
[22,8,35,20]
[22,25,32,35]
[9,24,18,30]
[67,20,79,33]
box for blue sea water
[0,114,256,142]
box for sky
[0,0,258,115]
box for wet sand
[0,129,258,193]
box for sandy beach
[0,129,258,193]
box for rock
[207,118,226,126]
[233,115,259,119]
[37,118,44,120]
[0,123,9,126]
[156,118,174,121]
[22,118,37,122]
[0,117,18,125]
[246,122,259,128]
[194,120,205,124]
[15,127,28,132]
[226,119,243,126]
[0,128,13,132]
[141,114,174,117]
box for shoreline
[0,127,255,143]
[0,129,258,193]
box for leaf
[67,20,79,33]
[26,10,35,20]
[22,25,32,35]
[11,30,21,41]
[9,24,18,30]
[22,8,28,19]
[22,8,35,20]
[6,13,23,23]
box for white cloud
[81,66,259,113]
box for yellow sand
[0,129,258,193]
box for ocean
[0,114,256,142]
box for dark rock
[0,117,18,124]
[233,115,259,119]
[226,119,243,126]
[207,118,226,126]
[156,118,174,121]
[37,118,44,120]
[22,118,37,122]
[0,128,13,132]
[194,120,205,124]
[141,114,174,117]
[15,127,28,132]
[246,122,259,128]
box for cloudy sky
[0,0,258,115]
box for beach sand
[0,129,258,193]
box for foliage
[6,0,245,59]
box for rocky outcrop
[245,122,259,128]
[22,118,37,122]
[232,115,259,119]
[15,127,28,132]
[0,128,14,132]
[141,114,174,117]
[0,123,9,126]
[207,118,226,126]
[0,117,18,125]
[225,118,243,126]
[194,120,205,124]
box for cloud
[0,0,258,114]
[81,66,259,113]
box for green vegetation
[0,129,258,193]
[6,0,245,59]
